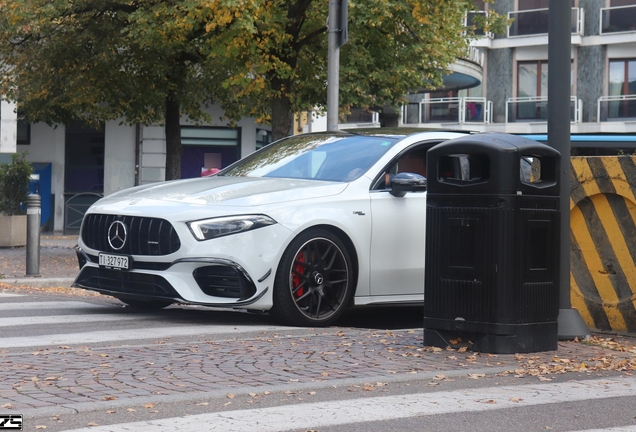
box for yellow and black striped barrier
[570,156,636,333]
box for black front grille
[82,214,181,256]
[74,267,180,299]
[193,266,256,300]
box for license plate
[99,253,130,270]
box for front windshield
[221,133,400,182]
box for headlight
[187,214,277,241]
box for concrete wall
[577,45,605,123]
[0,100,17,155]
[486,48,514,124]
[104,121,136,195]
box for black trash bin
[423,133,560,353]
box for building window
[17,119,30,145]
[180,126,241,179]
[517,61,549,119]
[256,129,272,149]
[608,59,636,119]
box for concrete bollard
[26,194,41,277]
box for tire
[116,297,173,310]
[271,228,355,326]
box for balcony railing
[506,96,582,123]
[402,97,492,125]
[508,7,583,38]
[598,95,636,121]
[600,5,636,34]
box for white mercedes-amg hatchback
[74,130,467,326]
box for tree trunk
[164,92,182,181]
[270,78,293,141]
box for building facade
[399,0,636,139]
[0,105,270,233]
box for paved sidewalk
[0,233,78,287]
[1,328,634,419]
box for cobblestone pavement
[0,328,632,414]
[0,234,78,280]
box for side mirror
[390,172,427,197]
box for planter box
[0,215,27,247]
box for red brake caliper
[292,251,306,298]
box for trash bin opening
[520,156,542,184]
[439,153,489,185]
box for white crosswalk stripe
[62,376,636,432]
[0,313,146,327]
[0,292,25,297]
[0,324,292,348]
[0,301,103,311]
[0,299,294,348]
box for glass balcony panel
[463,100,486,122]
[343,108,373,123]
[507,97,578,122]
[601,5,636,34]
[427,99,460,122]
[404,104,420,124]
[508,8,549,37]
[467,11,487,36]
[508,8,580,37]
[598,96,636,121]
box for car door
[368,143,435,297]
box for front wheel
[271,229,355,326]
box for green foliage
[0,152,33,216]
[0,0,509,174]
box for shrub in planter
[0,152,33,216]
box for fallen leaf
[103,396,116,401]
[264,391,271,395]
[35,426,47,429]
[87,423,99,427]
[126,408,136,412]
[44,376,57,381]
[223,401,232,407]
[510,397,523,403]
[142,403,154,409]
[249,393,257,397]
[196,402,209,406]
[227,393,235,399]
[1,403,12,409]
[106,410,116,414]
[468,373,486,379]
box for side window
[372,144,431,190]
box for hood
[93,176,348,210]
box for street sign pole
[327,0,348,131]
[547,0,589,339]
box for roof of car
[345,127,474,137]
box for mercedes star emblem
[107,220,128,250]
